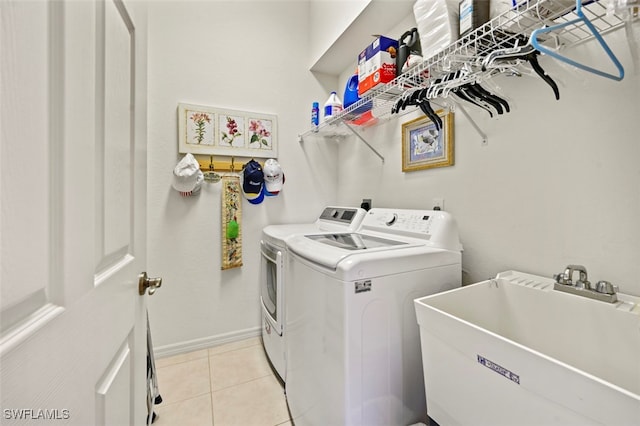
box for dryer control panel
[318,207,366,226]
[360,208,462,251]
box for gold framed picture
[401,111,454,172]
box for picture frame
[401,110,454,172]
[178,103,278,158]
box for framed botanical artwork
[178,103,278,158]
[247,116,274,150]
[218,113,245,148]
[184,106,215,147]
[401,111,454,172]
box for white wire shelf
[300,0,633,140]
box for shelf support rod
[452,100,488,145]
[342,121,385,163]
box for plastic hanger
[530,0,624,81]
[481,35,534,71]
[452,88,494,117]
[467,83,510,113]
[391,89,414,114]
[427,70,469,99]
[426,68,508,118]
[457,86,500,115]
[482,33,561,100]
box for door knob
[139,272,162,295]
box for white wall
[337,24,640,295]
[308,0,370,68]
[148,3,640,353]
[308,0,415,74]
[146,1,339,352]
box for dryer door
[260,240,283,334]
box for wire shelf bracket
[343,122,385,163]
[453,101,489,145]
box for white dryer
[260,206,366,382]
[284,208,463,426]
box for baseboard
[152,326,262,359]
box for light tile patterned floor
[153,337,291,426]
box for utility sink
[414,270,640,426]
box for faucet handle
[574,278,591,290]
[554,272,570,285]
[595,280,617,295]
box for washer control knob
[330,209,339,218]
[385,213,398,226]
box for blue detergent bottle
[343,72,371,114]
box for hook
[202,155,222,183]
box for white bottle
[323,91,343,122]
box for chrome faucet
[554,264,591,289]
[553,265,618,303]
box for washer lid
[287,232,424,270]
[262,223,319,247]
[305,233,407,251]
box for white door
[1,1,151,425]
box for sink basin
[414,270,640,426]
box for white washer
[260,206,366,382]
[284,208,463,426]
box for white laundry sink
[414,270,640,426]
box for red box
[357,36,398,96]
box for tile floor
[153,337,291,426]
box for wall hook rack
[195,155,240,183]
[195,155,238,173]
